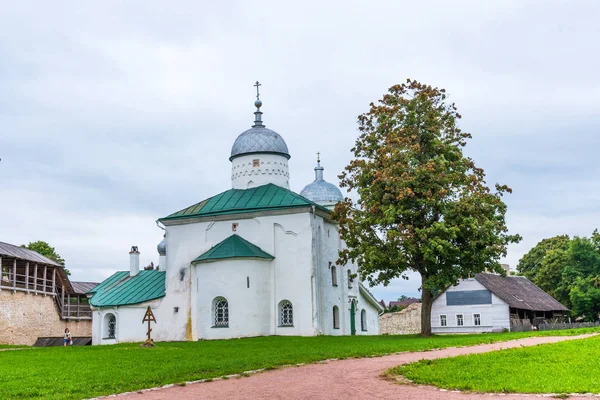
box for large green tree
[334,80,521,336]
[21,241,70,275]
[516,235,571,304]
[517,236,570,279]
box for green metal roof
[160,183,329,222]
[88,270,166,308]
[193,234,274,264]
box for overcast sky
[1,1,599,302]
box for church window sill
[332,284,338,287]
[278,325,294,328]
[211,325,229,328]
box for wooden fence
[537,322,599,331]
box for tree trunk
[420,279,433,337]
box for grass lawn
[1,328,598,399]
[391,334,600,394]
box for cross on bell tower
[253,81,264,127]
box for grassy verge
[1,328,598,399]
[0,344,25,349]
[391,334,600,394]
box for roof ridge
[161,183,330,222]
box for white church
[88,85,383,344]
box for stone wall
[379,302,421,335]
[0,290,92,345]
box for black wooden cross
[142,306,156,341]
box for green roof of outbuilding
[160,183,329,222]
[193,234,274,264]
[88,270,166,307]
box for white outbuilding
[89,87,383,344]
[430,273,568,333]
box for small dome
[300,159,343,206]
[157,236,166,256]
[300,180,344,205]
[230,126,290,161]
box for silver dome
[157,236,166,256]
[230,126,290,161]
[300,161,343,206]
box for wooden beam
[33,264,38,293]
[12,259,16,290]
[61,284,65,317]
[77,296,80,318]
[52,268,56,294]
[25,262,29,292]
[43,265,47,294]
[67,294,71,319]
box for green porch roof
[192,234,274,264]
[160,183,329,222]
[88,270,166,308]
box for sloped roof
[0,241,61,266]
[359,283,385,312]
[474,273,568,312]
[160,183,329,222]
[89,270,166,307]
[71,281,98,294]
[389,298,420,308]
[193,234,274,264]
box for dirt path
[121,334,597,400]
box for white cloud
[1,0,599,302]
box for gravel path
[121,334,597,400]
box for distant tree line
[517,230,600,321]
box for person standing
[64,328,72,347]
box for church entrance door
[350,301,356,335]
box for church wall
[163,210,315,340]
[231,153,290,189]
[358,293,381,335]
[0,290,91,345]
[315,218,364,336]
[272,214,314,336]
[91,299,161,345]
[195,259,272,339]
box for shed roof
[88,270,166,307]
[71,281,98,294]
[474,273,568,312]
[192,234,274,264]
[0,241,61,266]
[160,183,329,222]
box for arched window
[214,297,229,327]
[279,300,293,326]
[331,266,338,286]
[333,306,340,329]
[361,309,367,331]
[104,313,116,339]
[347,269,353,289]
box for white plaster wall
[92,299,160,345]
[231,153,290,189]
[165,211,314,340]
[195,259,272,339]
[431,278,510,333]
[314,218,372,336]
[357,293,381,335]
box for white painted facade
[431,278,510,333]
[91,100,382,344]
[231,153,290,189]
